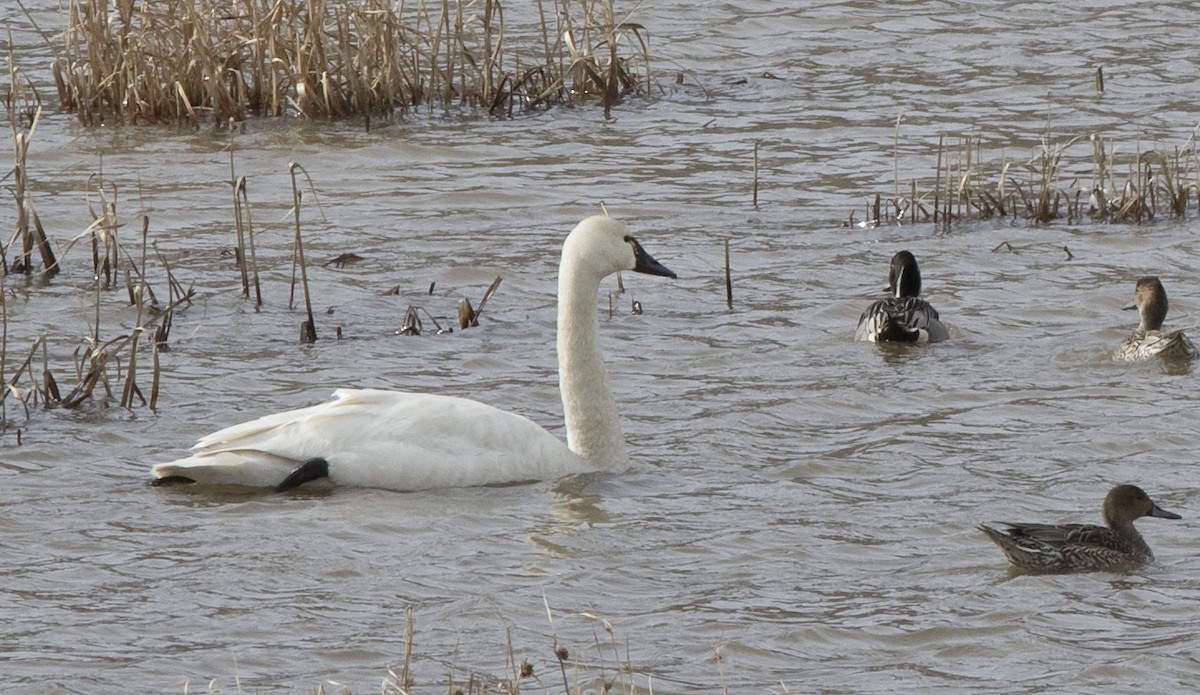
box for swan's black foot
[276,458,330,492]
[149,475,196,487]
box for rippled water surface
[4,1,1200,693]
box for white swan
[151,215,676,491]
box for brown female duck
[1113,276,1198,361]
[980,484,1181,572]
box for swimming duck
[854,250,949,343]
[1113,276,1198,361]
[979,484,1181,572]
[151,215,676,492]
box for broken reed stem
[149,337,160,411]
[0,338,42,414]
[933,135,944,226]
[288,162,317,343]
[399,606,414,692]
[724,239,733,309]
[893,114,902,203]
[120,285,144,408]
[752,140,759,208]
[242,181,263,308]
[232,174,250,299]
[0,294,7,423]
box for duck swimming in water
[854,250,949,343]
[1113,276,1198,361]
[151,215,676,492]
[979,484,1181,573]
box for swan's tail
[151,452,300,489]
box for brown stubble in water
[858,128,1200,229]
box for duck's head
[1103,484,1181,527]
[563,215,676,280]
[887,250,922,299]
[1129,276,1169,331]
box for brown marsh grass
[1,109,192,433]
[3,33,58,277]
[52,0,653,125]
[188,606,672,694]
[856,129,1200,229]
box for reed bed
[2,59,195,434]
[0,162,193,433]
[856,130,1200,228]
[52,0,652,125]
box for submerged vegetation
[2,40,186,429]
[857,127,1200,228]
[50,0,653,125]
[185,606,676,695]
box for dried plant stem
[120,285,145,408]
[289,162,318,343]
[862,127,1199,228]
[752,141,759,208]
[1,297,8,426]
[724,239,733,309]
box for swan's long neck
[557,257,628,471]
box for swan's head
[563,215,677,280]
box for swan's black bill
[626,236,677,279]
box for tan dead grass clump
[52,0,652,125]
[855,127,1200,229]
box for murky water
[4,1,1200,693]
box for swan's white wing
[153,388,589,490]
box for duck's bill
[1149,503,1182,520]
[628,237,677,279]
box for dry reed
[367,605,654,695]
[857,129,1200,228]
[0,155,192,432]
[52,0,653,126]
[3,33,58,277]
[288,162,318,343]
[230,145,263,307]
[458,276,503,329]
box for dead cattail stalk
[288,162,318,343]
[0,297,9,424]
[893,114,903,204]
[752,140,759,208]
[724,239,733,309]
[459,276,504,328]
[120,285,146,408]
[933,135,944,225]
